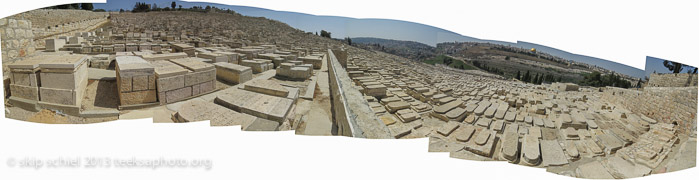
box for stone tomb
[240,59,271,73]
[522,134,541,165]
[540,140,570,167]
[165,57,217,103]
[500,125,520,162]
[116,56,157,106]
[464,128,498,157]
[151,60,188,105]
[432,100,464,121]
[45,39,66,52]
[213,62,252,84]
[171,43,195,57]
[298,55,323,69]
[7,56,44,103]
[37,55,89,114]
[198,52,228,63]
[243,79,289,97]
[276,63,312,80]
[215,88,294,122]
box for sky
[91,0,646,78]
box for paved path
[301,55,334,135]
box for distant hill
[94,0,645,78]
[352,37,436,61]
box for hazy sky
[92,0,646,78]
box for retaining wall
[647,73,698,88]
[602,87,697,136]
[1,18,36,64]
[327,49,392,138]
[1,9,110,64]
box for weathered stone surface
[501,129,520,161]
[132,75,149,91]
[163,87,192,104]
[156,75,185,92]
[396,109,420,123]
[504,111,516,122]
[243,79,289,97]
[453,125,476,142]
[116,56,155,77]
[380,115,397,125]
[120,90,157,105]
[596,134,625,154]
[433,100,463,114]
[564,140,580,159]
[10,84,39,101]
[475,117,492,128]
[576,161,615,179]
[464,114,477,124]
[540,140,569,167]
[176,99,253,124]
[151,60,188,78]
[388,125,412,138]
[215,88,293,122]
[444,107,467,121]
[39,87,75,105]
[244,118,280,131]
[214,62,252,84]
[522,134,541,165]
[184,69,215,86]
[475,129,491,145]
[386,101,410,113]
[437,121,460,136]
[170,57,215,72]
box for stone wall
[327,49,392,138]
[602,87,697,136]
[647,73,698,88]
[1,18,36,65]
[1,9,110,62]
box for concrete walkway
[300,55,334,135]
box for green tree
[320,30,331,38]
[523,70,530,82]
[663,60,686,73]
[132,2,151,12]
[81,3,93,10]
[171,1,177,9]
[532,74,539,84]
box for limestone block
[541,140,569,167]
[120,90,157,105]
[243,79,289,98]
[386,101,410,113]
[437,121,460,136]
[45,39,66,52]
[522,134,541,165]
[39,87,76,105]
[454,125,476,142]
[119,76,132,92]
[214,62,252,84]
[9,84,39,101]
[215,88,293,122]
[132,75,149,91]
[198,52,228,63]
